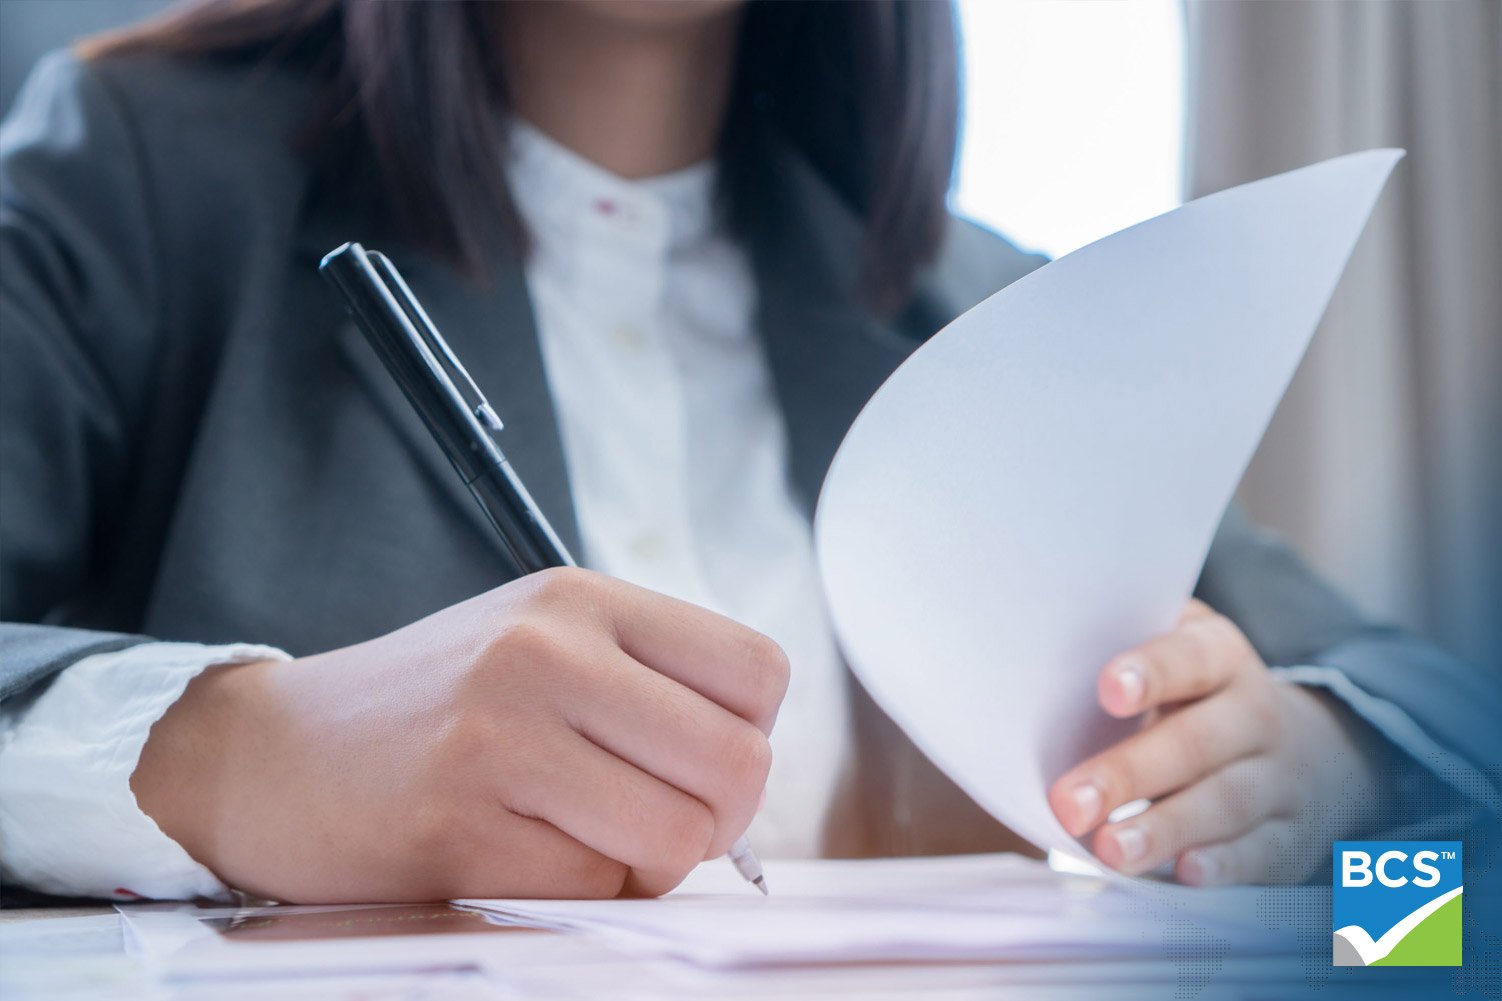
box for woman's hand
[1047,600,1388,885]
[131,568,788,903]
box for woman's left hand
[1047,600,1388,886]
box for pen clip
[367,251,504,434]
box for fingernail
[1114,659,1145,709]
[1111,825,1147,864]
[1070,782,1102,828]
[1184,850,1221,886]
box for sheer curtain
[1184,0,1502,670]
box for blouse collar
[506,117,718,256]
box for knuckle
[493,732,570,820]
[1146,654,1182,704]
[1158,808,1204,856]
[721,726,774,794]
[657,798,716,873]
[1137,646,1185,702]
[562,851,630,899]
[441,711,501,765]
[489,619,566,667]
[1181,629,1218,685]
[1171,715,1214,769]
[1143,809,1188,861]
[742,631,791,707]
[524,566,597,609]
[1092,756,1137,808]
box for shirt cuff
[1272,664,1501,814]
[0,641,290,901]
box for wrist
[131,658,278,886]
[1278,681,1396,827]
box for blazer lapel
[748,150,920,514]
[305,141,911,573]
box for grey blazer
[2,52,1496,869]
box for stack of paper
[457,855,1305,967]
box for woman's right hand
[130,567,789,903]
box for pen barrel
[467,460,576,574]
[320,241,576,575]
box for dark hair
[80,0,960,311]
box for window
[953,0,1185,260]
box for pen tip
[753,876,768,896]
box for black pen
[320,241,574,574]
[318,241,768,894]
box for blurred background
[2,0,1497,671]
[952,0,1501,676]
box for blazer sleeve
[0,52,161,700]
[1196,503,1502,796]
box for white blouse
[508,122,852,861]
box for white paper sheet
[457,854,1304,968]
[813,149,1402,861]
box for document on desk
[457,854,1305,967]
[815,149,1403,864]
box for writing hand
[132,568,788,902]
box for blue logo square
[1332,840,1462,966]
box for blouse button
[611,322,647,352]
[629,531,669,563]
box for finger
[1175,819,1304,887]
[567,645,771,857]
[549,570,791,733]
[454,812,629,900]
[503,730,714,896]
[1049,689,1269,836]
[1090,758,1295,876]
[1179,598,1217,624]
[1098,611,1253,718]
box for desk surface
[0,903,1335,1001]
[0,905,112,923]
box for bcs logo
[1332,840,1462,967]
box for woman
[0,0,1491,904]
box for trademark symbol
[1441,851,1457,860]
